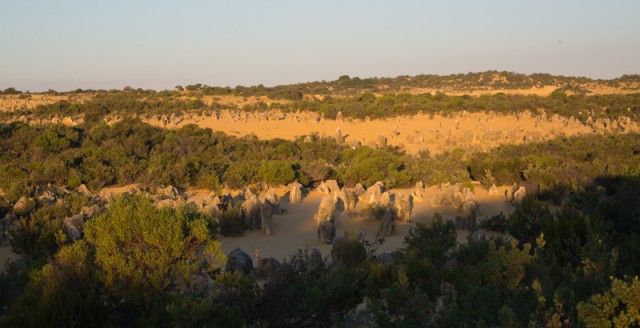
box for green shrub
[219,206,246,237]
[258,160,296,185]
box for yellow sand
[145,111,629,156]
[220,186,514,262]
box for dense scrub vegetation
[0,119,419,201]
[2,178,640,326]
[4,87,639,124]
[5,71,639,98]
[289,90,640,120]
[1,118,639,204]
[1,72,640,325]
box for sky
[1,0,639,92]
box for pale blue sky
[1,0,639,91]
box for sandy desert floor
[145,111,624,156]
[0,184,516,271]
[220,185,515,264]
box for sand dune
[145,110,632,156]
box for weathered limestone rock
[456,200,478,230]
[512,186,526,205]
[377,208,395,238]
[380,191,392,207]
[225,248,253,275]
[64,213,85,241]
[488,184,499,195]
[394,192,413,222]
[37,190,56,204]
[0,214,18,246]
[13,196,35,216]
[363,181,385,205]
[241,195,261,230]
[337,187,357,211]
[202,203,222,219]
[353,183,366,197]
[216,194,234,212]
[76,184,92,197]
[318,180,340,195]
[80,204,103,218]
[431,183,474,208]
[156,199,178,209]
[505,184,518,203]
[412,181,426,201]
[288,182,305,204]
[256,257,282,280]
[335,127,343,143]
[158,185,179,200]
[261,200,274,235]
[376,134,387,148]
[314,195,336,223]
[317,220,336,244]
[265,189,281,214]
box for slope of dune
[144,111,635,156]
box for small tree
[84,195,226,307]
[258,160,296,185]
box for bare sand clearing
[0,94,93,112]
[145,111,622,156]
[220,185,514,263]
[401,85,560,97]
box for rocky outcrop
[394,192,412,222]
[265,189,281,214]
[431,183,475,208]
[353,183,366,197]
[317,220,336,244]
[412,181,426,201]
[512,186,526,205]
[158,185,180,200]
[337,187,357,211]
[0,214,18,246]
[380,191,392,207]
[156,199,178,209]
[261,200,274,235]
[488,184,499,195]
[37,190,57,204]
[225,248,254,275]
[256,257,282,280]
[318,180,340,195]
[13,196,35,216]
[202,203,222,219]
[456,200,478,230]
[335,127,343,143]
[376,208,395,238]
[288,182,305,204]
[241,195,262,230]
[76,184,92,197]
[80,204,103,218]
[314,195,336,223]
[363,181,385,205]
[64,213,85,241]
[504,184,518,203]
